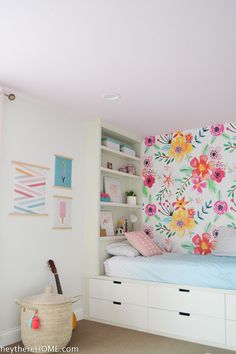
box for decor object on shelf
[102,136,120,151]
[11,160,49,216]
[54,155,73,189]
[16,285,73,352]
[126,191,137,205]
[115,226,124,236]
[104,176,122,203]
[100,211,114,236]
[100,193,111,202]
[127,164,136,175]
[53,196,72,229]
[120,144,136,156]
[130,214,138,231]
[119,166,128,173]
[100,228,107,237]
[107,162,113,169]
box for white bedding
[104,253,236,289]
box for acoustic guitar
[47,259,77,330]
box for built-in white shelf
[101,167,140,179]
[99,236,126,241]
[101,145,140,161]
[100,201,141,208]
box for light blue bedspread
[104,253,236,289]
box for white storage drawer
[226,295,236,320]
[149,284,224,318]
[149,308,225,345]
[90,279,148,306]
[89,298,148,329]
[226,320,236,347]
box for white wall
[0,93,85,345]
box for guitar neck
[54,273,63,294]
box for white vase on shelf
[127,196,137,206]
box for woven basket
[16,285,73,353]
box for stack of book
[100,193,111,202]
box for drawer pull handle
[179,312,190,317]
[179,288,190,293]
[113,301,121,305]
[113,281,122,284]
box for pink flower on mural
[145,204,157,216]
[208,146,222,160]
[211,168,225,183]
[144,136,156,146]
[144,175,155,188]
[144,225,154,238]
[214,200,228,215]
[210,124,224,136]
[190,155,213,179]
[192,233,215,255]
[143,156,153,168]
[192,177,207,193]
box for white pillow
[212,226,236,256]
[105,241,140,257]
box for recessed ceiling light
[102,93,121,101]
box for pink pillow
[125,231,162,257]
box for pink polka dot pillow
[125,231,163,257]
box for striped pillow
[212,226,236,256]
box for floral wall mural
[142,123,236,254]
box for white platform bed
[86,254,236,351]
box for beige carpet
[12,320,235,354]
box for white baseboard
[0,307,84,347]
[0,327,21,347]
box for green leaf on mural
[207,178,216,194]
[149,194,152,203]
[204,222,211,233]
[197,201,212,221]
[145,216,149,223]
[224,141,236,153]
[227,182,236,198]
[154,214,161,221]
[156,223,175,237]
[202,143,209,155]
[155,152,174,165]
[156,185,168,201]
[210,136,216,145]
[142,185,148,198]
[182,243,195,254]
[222,132,231,140]
[193,127,209,146]
[176,176,192,198]
[179,166,192,176]
[144,146,149,154]
[153,144,160,150]
[225,212,234,220]
[213,214,219,223]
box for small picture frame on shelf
[104,176,122,203]
[100,211,114,236]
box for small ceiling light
[102,93,121,101]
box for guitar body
[47,259,77,330]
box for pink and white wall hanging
[53,195,72,229]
